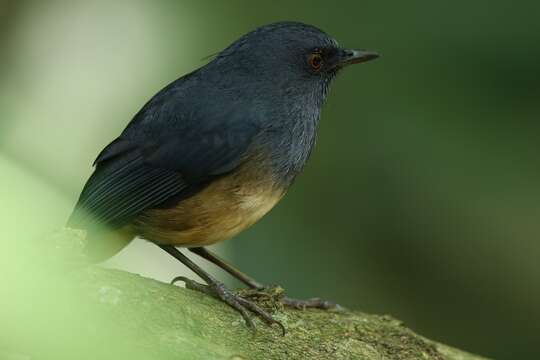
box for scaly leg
[159,245,285,334]
[189,247,339,310]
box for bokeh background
[1,1,539,359]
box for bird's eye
[308,53,323,71]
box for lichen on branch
[73,267,488,360]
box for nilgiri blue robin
[68,21,379,332]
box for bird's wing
[68,98,261,232]
[68,143,185,230]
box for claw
[170,276,284,335]
[171,276,217,297]
[282,296,342,311]
[235,296,286,336]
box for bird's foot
[171,276,286,335]
[281,296,343,311]
[238,286,344,311]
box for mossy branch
[75,267,488,360]
[3,229,489,360]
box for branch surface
[73,267,489,360]
[2,229,489,360]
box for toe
[236,296,286,336]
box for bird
[68,21,379,332]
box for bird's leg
[188,247,264,289]
[159,245,285,334]
[188,247,340,311]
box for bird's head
[210,21,379,101]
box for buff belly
[132,166,285,247]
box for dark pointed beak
[339,49,380,66]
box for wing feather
[69,74,262,233]
[68,153,186,230]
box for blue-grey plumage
[68,21,379,261]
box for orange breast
[132,164,285,247]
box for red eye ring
[308,53,323,71]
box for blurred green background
[1,1,539,359]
